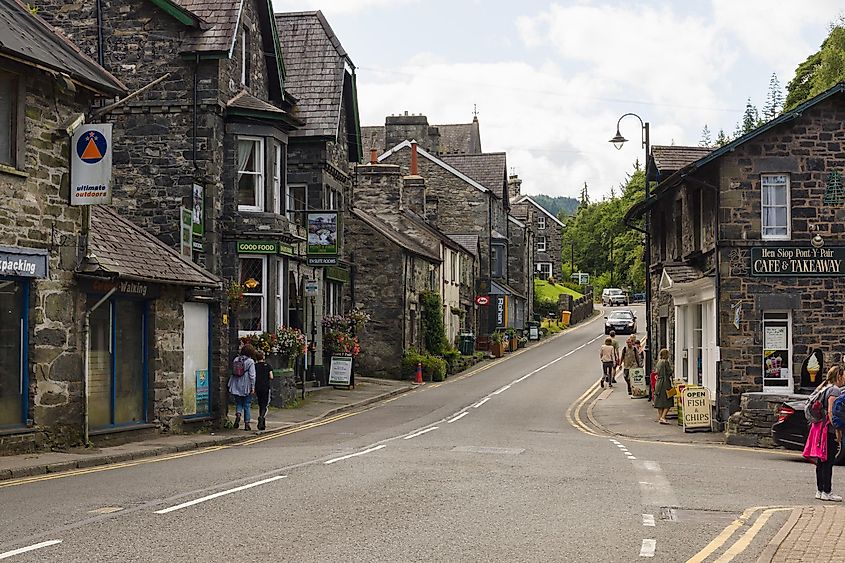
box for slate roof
[227,89,286,115]
[377,141,491,194]
[276,11,350,138]
[437,119,482,154]
[662,264,705,285]
[442,152,507,194]
[401,210,470,256]
[651,145,712,174]
[0,0,126,96]
[88,206,219,287]
[178,0,243,53]
[350,208,440,262]
[512,195,565,227]
[446,234,480,258]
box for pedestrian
[600,337,616,388]
[229,343,257,431]
[809,365,845,502]
[620,336,642,396]
[254,350,274,431]
[609,330,620,367]
[653,348,674,424]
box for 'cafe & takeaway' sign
[751,247,845,276]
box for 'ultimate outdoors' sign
[751,247,845,276]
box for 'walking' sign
[71,124,113,205]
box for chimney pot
[410,140,418,176]
[370,148,378,164]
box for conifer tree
[699,125,712,147]
[763,73,784,120]
[715,129,730,147]
[579,182,590,208]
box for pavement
[0,376,414,481]
[765,506,845,563]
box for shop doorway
[183,303,210,417]
[0,280,25,426]
[88,297,148,428]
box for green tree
[763,73,784,120]
[699,125,712,147]
[737,98,761,135]
[785,24,845,110]
[715,129,730,147]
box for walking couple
[228,343,274,431]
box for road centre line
[473,398,490,408]
[154,475,286,514]
[642,514,655,527]
[448,412,469,423]
[492,385,511,395]
[324,444,386,465]
[640,539,656,557]
[403,427,439,440]
[0,540,62,560]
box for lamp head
[609,128,627,150]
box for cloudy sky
[272,0,841,200]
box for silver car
[601,288,628,306]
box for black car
[604,310,637,335]
[772,399,845,464]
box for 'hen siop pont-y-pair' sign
[750,247,845,277]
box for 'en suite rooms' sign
[751,247,845,276]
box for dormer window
[241,28,251,87]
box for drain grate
[660,507,737,524]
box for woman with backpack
[229,343,257,431]
[807,365,845,502]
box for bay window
[237,137,264,211]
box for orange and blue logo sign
[76,130,108,164]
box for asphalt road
[0,306,825,562]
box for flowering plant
[239,332,277,354]
[275,325,306,359]
[227,281,244,309]
[324,330,361,357]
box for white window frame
[538,216,546,230]
[275,258,286,329]
[272,142,282,215]
[536,262,552,279]
[238,255,267,338]
[761,173,790,240]
[237,136,264,212]
[537,236,547,252]
[241,28,249,86]
[325,187,339,211]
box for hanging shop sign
[237,241,278,254]
[278,241,296,257]
[495,295,508,328]
[325,266,350,283]
[180,207,193,257]
[751,247,845,276]
[304,279,320,297]
[681,386,712,432]
[0,246,48,278]
[192,184,204,250]
[475,295,490,306]
[328,355,353,387]
[80,278,161,299]
[630,367,649,399]
[70,124,113,205]
[306,211,339,266]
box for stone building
[511,175,565,281]
[38,0,306,401]
[275,10,363,380]
[0,2,219,453]
[362,113,481,156]
[626,83,845,428]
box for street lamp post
[609,113,651,376]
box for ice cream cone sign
[801,350,824,390]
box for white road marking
[155,476,286,514]
[403,427,439,440]
[588,334,604,344]
[0,540,63,560]
[642,514,655,527]
[616,444,627,448]
[563,350,575,357]
[492,385,511,395]
[627,456,637,460]
[448,412,469,423]
[514,374,532,383]
[640,539,656,557]
[634,460,679,508]
[324,444,387,465]
[575,344,586,351]
[473,398,490,408]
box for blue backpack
[832,394,845,429]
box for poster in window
[764,326,787,350]
[195,369,209,414]
[307,211,339,255]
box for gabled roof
[87,206,220,288]
[0,0,126,96]
[508,214,526,228]
[377,140,491,194]
[349,207,441,262]
[446,234,479,258]
[512,195,565,227]
[226,89,301,127]
[626,82,845,223]
[437,118,482,154]
[441,152,507,194]
[401,210,472,257]
[650,145,712,174]
[275,11,358,141]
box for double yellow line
[686,505,794,563]
[565,378,605,437]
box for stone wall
[150,288,185,433]
[384,114,440,154]
[724,392,805,447]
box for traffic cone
[414,361,424,385]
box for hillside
[528,194,579,219]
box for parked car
[604,309,637,335]
[602,288,628,306]
[772,398,845,464]
[631,292,646,303]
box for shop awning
[490,280,525,300]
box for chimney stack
[370,147,378,164]
[410,140,419,176]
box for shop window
[325,280,343,317]
[237,136,264,211]
[692,303,703,386]
[272,142,283,215]
[0,280,24,426]
[761,174,790,239]
[239,256,266,336]
[537,236,547,253]
[87,298,148,428]
[762,311,792,392]
[0,71,19,168]
[538,216,546,230]
[275,259,287,328]
[241,28,251,87]
[183,302,211,417]
[491,243,506,278]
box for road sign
[475,295,490,306]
